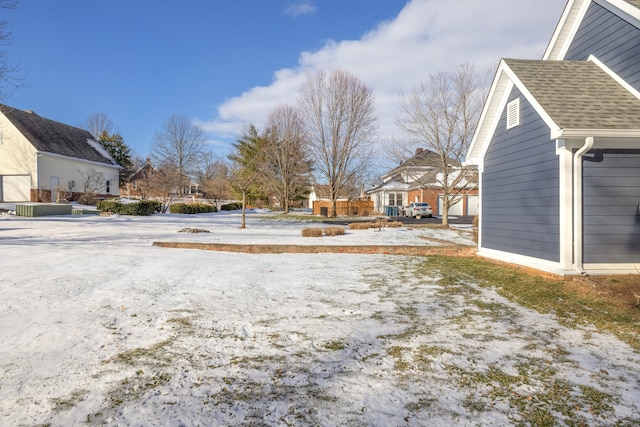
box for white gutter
[573,136,594,275]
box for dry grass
[348,221,403,230]
[301,227,324,237]
[420,256,640,351]
[301,227,346,237]
[348,222,373,230]
[324,226,346,236]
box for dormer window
[506,98,520,129]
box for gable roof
[310,184,350,199]
[129,159,157,181]
[545,0,640,60]
[0,104,117,166]
[382,149,455,179]
[506,59,640,131]
[466,58,640,165]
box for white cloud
[285,1,317,17]
[201,0,565,153]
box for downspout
[573,136,594,276]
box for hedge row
[220,202,243,211]
[170,203,217,214]
[96,200,161,216]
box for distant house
[367,148,478,216]
[120,158,157,198]
[308,184,350,206]
[465,0,640,276]
[307,184,372,216]
[0,104,120,202]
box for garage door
[1,175,31,201]
[439,196,463,216]
[467,195,479,216]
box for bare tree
[195,152,232,206]
[151,114,207,196]
[396,63,485,227]
[78,167,106,194]
[126,157,156,200]
[263,104,312,213]
[83,112,114,140]
[298,69,376,217]
[145,163,181,213]
[0,0,24,100]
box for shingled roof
[383,149,458,179]
[0,104,117,166]
[505,59,640,130]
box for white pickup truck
[404,202,433,219]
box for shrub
[77,192,98,206]
[170,203,216,214]
[386,221,403,228]
[96,199,161,216]
[324,226,346,236]
[220,202,243,211]
[301,227,324,237]
[348,222,373,230]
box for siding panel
[481,87,559,261]
[565,3,640,89]
[583,150,640,264]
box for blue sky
[4,0,566,161]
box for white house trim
[557,144,574,271]
[37,151,122,170]
[543,0,591,60]
[478,248,640,277]
[572,136,594,274]
[552,128,640,139]
[583,263,640,274]
[543,0,640,61]
[466,63,516,168]
[476,80,515,172]
[595,0,640,24]
[501,63,562,135]
[589,54,640,101]
[477,248,573,276]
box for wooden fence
[312,200,374,216]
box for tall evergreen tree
[228,125,266,228]
[99,131,133,186]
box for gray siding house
[466,0,640,276]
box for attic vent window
[506,98,520,129]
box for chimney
[415,148,424,155]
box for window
[106,180,111,193]
[388,193,403,206]
[506,98,520,129]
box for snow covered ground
[0,207,639,426]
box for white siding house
[0,104,120,202]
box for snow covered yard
[1,209,639,426]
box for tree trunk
[441,198,450,228]
[284,188,290,214]
[241,190,247,229]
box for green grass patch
[418,256,640,351]
[323,340,346,351]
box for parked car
[405,202,433,219]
